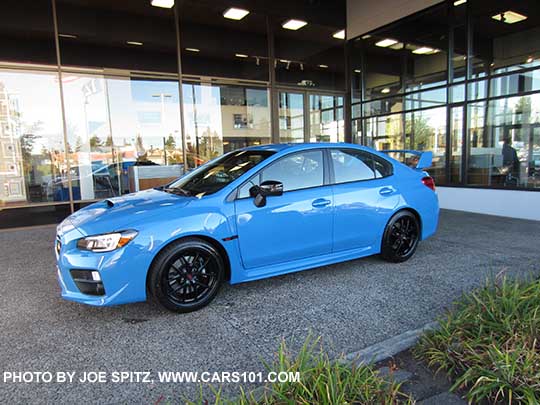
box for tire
[148,238,224,313]
[381,211,420,263]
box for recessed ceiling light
[389,42,404,50]
[318,64,329,68]
[453,0,466,6]
[527,56,534,63]
[354,69,361,73]
[282,19,308,30]
[381,88,391,94]
[332,30,345,40]
[361,34,371,39]
[492,11,527,24]
[235,53,249,58]
[413,46,440,54]
[59,33,77,39]
[126,41,143,46]
[375,38,398,48]
[186,48,200,52]
[223,7,250,20]
[151,0,174,8]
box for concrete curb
[344,321,439,365]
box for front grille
[70,270,105,296]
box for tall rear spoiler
[380,150,433,170]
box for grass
[186,335,412,405]
[414,277,540,404]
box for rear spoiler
[380,150,433,170]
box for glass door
[309,94,344,142]
[278,91,345,144]
[278,91,305,143]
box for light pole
[152,93,172,165]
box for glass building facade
[0,0,346,227]
[350,0,540,191]
[1,0,539,228]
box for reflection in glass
[407,107,447,183]
[279,92,304,143]
[183,83,270,167]
[108,77,183,192]
[0,70,64,206]
[309,95,344,142]
[468,95,540,188]
[365,113,404,151]
[450,106,463,183]
[360,3,448,100]
[62,74,114,201]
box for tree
[74,136,83,152]
[105,134,113,147]
[164,134,176,150]
[89,135,102,149]
[406,115,434,150]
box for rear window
[330,149,393,184]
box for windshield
[166,150,275,197]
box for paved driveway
[1,209,539,404]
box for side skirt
[230,245,378,284]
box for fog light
[70,270,106,296]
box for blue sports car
[55,143,439,312]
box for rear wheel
[381,211,420,263]
[148,238,224,313]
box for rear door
[234,150,333,269]
[329,148,398,252]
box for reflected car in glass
[55,143,439,312]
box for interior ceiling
[58,0,345,27]
[56,0,345,45]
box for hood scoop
[105,199,115,208]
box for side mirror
[259,180,283,197]
[250,180,283,207]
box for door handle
[379,187,395,196]
[312,198,331,208]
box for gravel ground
[0,209,539,404]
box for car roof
[242,142,376,154]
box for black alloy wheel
[381,211,420,263]
[149,238,224,312]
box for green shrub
[188,335,412,405]
[415,277,540,404]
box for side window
[238,174,260,199]
[261,150,324,192]
[372,155,393,178]
[330,149,376,183]
[237,150,324,197]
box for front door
[234,150,333,269]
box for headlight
[77,230,138,252]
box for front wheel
[148,238,224,313]
[381,211,420,263]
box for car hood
[67,189,192,236]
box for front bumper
[55,225,150,306]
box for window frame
[327,148,394,186]
[235,148,330,200]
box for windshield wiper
[163,187,192,196]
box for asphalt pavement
[0,209,539,404]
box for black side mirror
[250,180,283,207]
[259,180,283,197]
